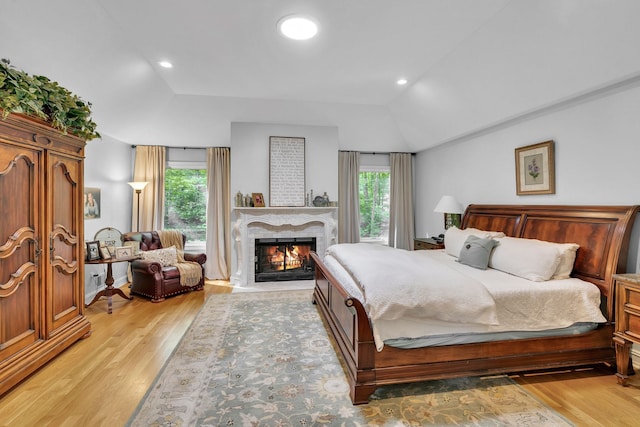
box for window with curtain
[164,157,207,243]
[359,166,390,244]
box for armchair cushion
[141,245,178,267]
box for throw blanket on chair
[158,230,203,287]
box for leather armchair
[122,231,206,302]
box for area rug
[126,290,574,426]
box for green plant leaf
[0,59,100,140]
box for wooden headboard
[461,204,639,320]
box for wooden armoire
[0,113,91,396]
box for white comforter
[324,245,607,351]
[326,243,499,325]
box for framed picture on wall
[269,136,306,207]
[84,187,101,219]
[515,140,555,195]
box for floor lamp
[128,181,149,232]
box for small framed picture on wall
[515,140,555,195]
[84,187,101,219]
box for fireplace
[231,207,337,286]
[255,237,316,282]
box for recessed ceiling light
[397,78,408,85]
[158,61,173,68]
[278,15,318,40]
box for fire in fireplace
[255,237,316,282]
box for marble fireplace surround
[231,207,338,286]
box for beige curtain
[205,147,231,279]
[338,151,361,243]
[132,146,165,231]
[388,152,415,250]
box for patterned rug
[126,290,573,426]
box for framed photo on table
[114,246,132,259]
[86,241,100,261]
[515,140,555,195]
[123,240,140,255]
[99,245,111,260]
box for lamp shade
[433,195,462,214]
[128,181,149,192]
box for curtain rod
[131,145,222,150]
[343,150,416,155]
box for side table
[86,255,140,314]
[414,237,445,250]
[613,273,640,385]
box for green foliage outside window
[359,171,390,241]
[164,168,207,242]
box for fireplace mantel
[231,207,338,285]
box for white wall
[83,136,135,303]
[415,83,640,272]
[230,122,339,205]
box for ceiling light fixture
[397,78,408,85]
[158,61,173,68]
[278,15,318,40]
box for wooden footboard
[312,204,639,404]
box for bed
[311,204,639,404]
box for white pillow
[550,243,580,279]
[141,245,178,267]
[489,237,561,282]
[444,226,505,258]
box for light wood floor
[0,281,639,426]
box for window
[164,162,207,243]
[359,167,390,244]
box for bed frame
[311,204,639,404]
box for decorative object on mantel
[269,136,306,207]
[252,193,265,207]
[515,140,555,195]
[313,192,330,207]
[0,58,100,140]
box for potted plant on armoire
[0,59,99,395]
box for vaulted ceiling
[2,1,639,152]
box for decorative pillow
[551,243,580,279]
[489,237,561,282]
[457,235,499,270]
[444,226,505,258]
[141,245,178,267]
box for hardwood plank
[0,280,639,426]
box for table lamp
[433,195,463,230]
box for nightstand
[414,237,444,250]
[613,273,640,385]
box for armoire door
[45,151,84,336]
[0,141,42,362]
